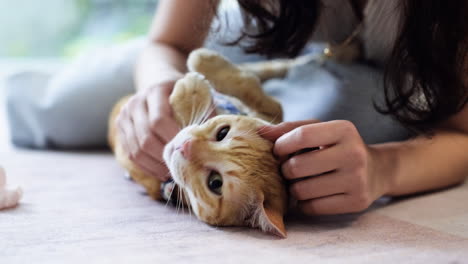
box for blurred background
[0,0,245,149]
[0,0,158,148]
[0,0,158,59]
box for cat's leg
[169,72,214,128]
[187,49,283,123]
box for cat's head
[163,115,288,237]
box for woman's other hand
[262,120,391,215]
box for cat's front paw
[170,72,214,127]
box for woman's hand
[262,120,390,215]
[116,82,180,181]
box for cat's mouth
[165,142,185,162]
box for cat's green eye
[216,126,230,141]
[207,171,223,195]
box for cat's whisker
[202,105,216,123]
[188,97,206,126]
[242,126,258,136]
[241,118,273,137]
[179,187,184,215]
[252,113,281,137]
[256,127,269,137]
[193,99,214,125]
[191,105,204,126]
[179,185,186,216]
[194,109,205,125]
[190,95,212,126]
[186,196,192,219]
[181,189,187,216]
[240,127,263,141]
[233,130,250,139]
[235,126,259,139]
[251,115,281,138]
[243,113,281,139]
[174,180,181,215]
[194,101,210,125]
[185,192,194,220]
[174,193,178,214]
[268,111,281,125]
[197,104,216,125]
[177,195,182,216]
[164,180,177,208]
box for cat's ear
[249,193,287,238]
[259,202,287,238]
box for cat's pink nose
[178,140,192,160]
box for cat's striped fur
[109,49,310,237]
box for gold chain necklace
[322,0,367,63]
[322,22,363,63]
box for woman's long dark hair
[229,0,468,133]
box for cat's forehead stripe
[192,187,199,198]
[191,176,207,201]
[197,205,204,217]
[231,145,251,151]
[197,186,210,202]
[225,170,240,178]
[229,159,246,170]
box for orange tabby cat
[109,49,311,237]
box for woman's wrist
[368,143,400,198]
[134,43,187,94]
[137,76,182,94]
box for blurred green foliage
[0,0,158,58]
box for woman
[116,0,468,215]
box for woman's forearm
[371,129,468,197]
[134,0,218,92]
[134,43,187,92]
